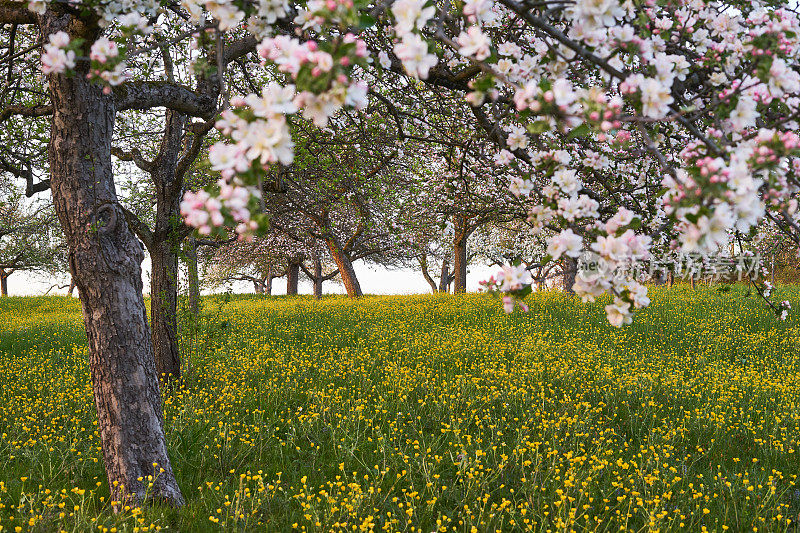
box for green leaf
[566,123,591,140]
[527,120,551,134]
[358,13,375,29]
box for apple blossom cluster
[479,263,531,313]
[180,180,261,238]
[256,35,369,126]
[182,7,373,235]
[664,129,800,256]
[40,32,75,76]
[390,0,438,79]
[36,9,150,86]
[88,36,130,87]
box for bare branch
[114,82,217,119]
[111,146,155,173]
[0,103,53,124]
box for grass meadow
[1,286,800,531]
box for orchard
[1,0,800,528]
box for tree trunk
[439,259,450,293]
[668,271,674,287]
[313,256,323,299]
[562,257,577,294]
[772,254,775,284]
[326,238,363,297]
[453,232,468,294]
[148,110,186,384]
[286,260,300,295]
[254,279,264,294]
[150,241,181,383]
[418,256,438,293]
[45,30,183,507]
[184,236,201,314]
[0,270,7,296]
[265,273,273,295]
[67,277,76,296]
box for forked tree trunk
[453,232,468,293]
[325,238,363,297]
[0,270,8,296]
[418,256,438,293]
[562,257,577,294]
[148,110,186,384]
[286,261,300,295]
[45,26,183,507]
[254,279,265,294]
[185,237,201,314]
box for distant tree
[263,117,406,297]
[0,183,63,295]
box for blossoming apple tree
[174,0,800,326]
[4,0,800,508]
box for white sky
[7,258,500,296]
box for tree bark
[439,259,450,293]
[418,256,438,293]
[313,256,323,299]
[148,110,186,384]
[265,273,273,295]
[326,238,363,297]
[453,231,468,294]
[67,277,76,296]
[184,236,201,314]
[562,257,577,294]
[45,20,183,507]
[0,270,7,296]
[286,260,300,295]
[150,240,181,382]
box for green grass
[1,286,799,531]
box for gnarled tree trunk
[0,269,8,296]
[147,110,186,384]
[453,232,468,294]
[45,22,183,507]
[150,240,180,382]
[439,259,450,293]
[418,255,438,293]
[325,237,362,297]
[562,257,577,294]
[253,279,265,294]
[286,260,300,295]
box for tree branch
[120,205,154,251]
[0,103,53,124]
[114,81,217,119]
[111,146,155,173]
[0,2,36,24]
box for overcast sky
[7,259,500,296]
